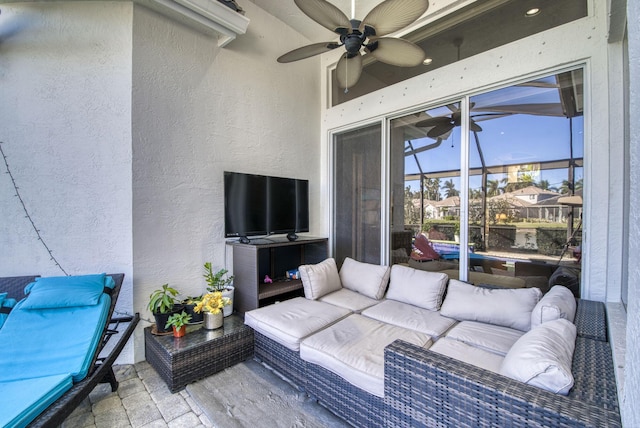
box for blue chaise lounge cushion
[21,273,111,309]
[0,374,73,428]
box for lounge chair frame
[0,274,139,428]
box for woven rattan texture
[575,298,608,341]
[385,337,621,428]
[306,359,386,427]
[254,331,307,388]
[145,317,254,392]
[0,275,39,300]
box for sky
[403,72,584,198]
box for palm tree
[487,179,502,197]
[537,179,551,190]
[441,179,459,198]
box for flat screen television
[224,171,309,243]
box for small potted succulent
[148,284,182,333]
[165,311,192,338]
[203,262,235,317]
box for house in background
[0,0,638,425]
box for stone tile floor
[61,362,212,428]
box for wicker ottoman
[144,315,254,392]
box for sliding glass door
[384,68,585,292]
[333,124,382,266]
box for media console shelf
[228,236,328,314]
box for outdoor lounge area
[1,0,639,427]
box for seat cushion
[440,279,541,331]
[500,318,577,395]
[318,288,379,313]
[0,292,111,382]
[0,374,73,428]
[386,265,448,311]
[244,297,351,351]
[531,285,576,329]
[299,258,342,300]
[300,314,432,397]
[361,300,456,339]
[430,338,504,374]
[339,257,390,300]
[445,321,524,356]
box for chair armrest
[384,339,621,428]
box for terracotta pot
[204,311,223,330]
[173,325,186,338]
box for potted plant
[165,311,192,338]
[182,295,204,324]
[204,262,235,317]
[194,291,231,329]
[148,284,181,333]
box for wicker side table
[144,315,254,392]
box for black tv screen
[224,172,268,239]
[224,171,309,242]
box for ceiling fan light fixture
[525,7,541,17]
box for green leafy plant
[165,311,192,329]
[183,295,203,305]
[203,262,234,292]
[148,284,179,314]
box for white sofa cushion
[386,265,448,311]
[244,297,351,351]
[500,318,577,395]
[361,300,456,339]
[299,258,342,300]
[530,285,577,329]
[440,279,542,331]
[430,337,504,374]
[339,257,390,300]
[300,314,432,397]
[445,321,524,356]
[318,288,379,313]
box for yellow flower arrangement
[193,291,230,315]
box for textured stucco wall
[624,0,639,425]
[0,2,135,361]
[131,2,321,359]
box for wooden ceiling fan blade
[336,53,363,88]
[277,42,341,63]
[360,0,429,36]
[427,123,454,138]
[366,38,425,66]
[294,0,352,35]
[415,116,451,128]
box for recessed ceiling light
[423,58,433,66]
[525,8,541,17]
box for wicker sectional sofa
[245,258,621,428]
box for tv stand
[228,237,328,314]
[238,236,251,244]
[286,232,298,242]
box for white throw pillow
[386,265,448,311]
[299,258,342,300]
[440,279,542,331]
[530,285,577,329]
[500,318,577,395]
[339,257,390,300]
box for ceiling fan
[415,104,511,139]
[277,0,429,90]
